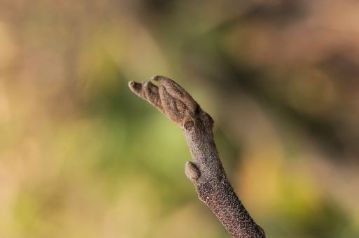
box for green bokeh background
[1,1,359,237]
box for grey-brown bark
[128,75,265,238]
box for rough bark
[128,75,266,238]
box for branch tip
[128,81,142,95]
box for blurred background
[1,0,359,237]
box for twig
[128,75,266,238]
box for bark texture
[128,75,266,238]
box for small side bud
[185,161,200,182]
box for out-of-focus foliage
[0,0,359,237]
